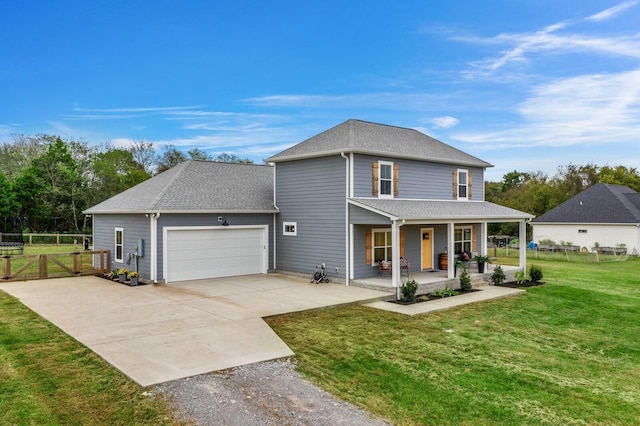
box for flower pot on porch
[118,274,126,283]
[478,262,486,273]
[130,277,139,286]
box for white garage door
[164,226,268,282]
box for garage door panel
[165,227,267,282]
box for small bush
[459,270,472,292]
[529,264,543,282]
[431,284,458,298]
[491,265,506,286]
[401,279,418,302]
[515,270,527,284]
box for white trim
[454,225,473,254]
[378,160,394,199]
[162,225,268,283]
[457,169,469,201]
[420,227,435,270]
[349,223,355,280]
[114,227,124,263]
[283,221,297,236]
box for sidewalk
[363,285,525,316]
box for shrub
[529,265,543,282]
[401,279,418,302]
[515,270,527,285]
[459,270,472,292]
[490,265,506,286]
[431,284,458,298]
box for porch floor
[351,264,520,294]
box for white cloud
[452,69,640,147]
[431,116,459,129]
[461,2,640,77]
[585,0,638,22]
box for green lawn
[0,290,180,425]
[267,256,640,425]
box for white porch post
[392,220,401,299]
[519,220,527,271]
[447,222,455,279]
[481,222,488,257]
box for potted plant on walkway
[473,254,491,273]
[117,268,128,283]
[129,271,139,286]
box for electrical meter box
[137,239,144,257]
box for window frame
[454,226,473,254]
[372,227,392,265]
[457,169,469,200]
[378,161,394,199]
[283,221,297,236]
[115,227,124,262]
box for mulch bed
[498,281,544,288]
[391,289,479,305]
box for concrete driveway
[0,274,388,387]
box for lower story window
[283,222,297,236]
[454,227,472,254]
[115,228,124,262]
[373,228,392,264]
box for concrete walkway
[0,274,388,387]
[364,285,525,316]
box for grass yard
[2,245,105,281]
[0,290,180,425]
[267,256,640,425]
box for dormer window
[372,161,398,198]
[453,169,471,200]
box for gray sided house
[531,183,640,254]
[86,119,533,289]
[267,119,533,289]
[84,161,278,283]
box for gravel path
[155,359,390,426]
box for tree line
[2,133,638,237]
[0,134,252,234]
[485,163,640,238]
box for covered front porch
[351,263,521,294]
[347,198,534,298]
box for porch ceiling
[349,198,533,223]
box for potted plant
[473,254,491,273]
[129,271,139,286]
[117,268,128,283]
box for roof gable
[532,183,640,224]
[267,119,492,168]
[85,160,278,214]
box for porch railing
[1,250,110,282]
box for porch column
[481,222,488,256]
[447,222,455,279]
[519,220,527,271]
[392,220,401,299]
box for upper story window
[115,228,124,262]
[372,161,398,198]
[454,169,471,200]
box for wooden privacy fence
[1,250,111,282]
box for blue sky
[2,0,639,181]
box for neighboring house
[531,183,640,254]
[85,119,533,288]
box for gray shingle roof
[267,119,493,168]
[532,183,640,224]
[84,160,278,214]
[350,198,533,221]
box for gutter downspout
[273,163,278,272]
[341,152,350,285]
[150,212,160,284]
